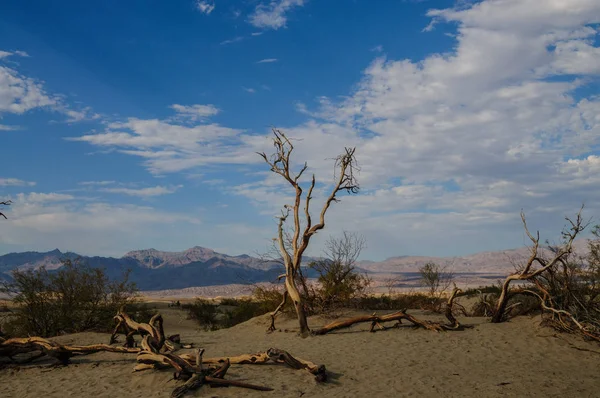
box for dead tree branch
[1,310,327,396]
[492,207,587,323]
[313,286,465,335]
[0,200,11,219]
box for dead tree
[313,285,465,335]
[1,310,328,396]
[0,336,140,365]
[258,129,359,337]
[492,208,587,323]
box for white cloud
[79,180,116,186]
[0,49,98,123]
[68,0,600,258]
[99,185,183,197]
[66,109,248,174]
[248,0,305,30]
[62,107,101,123]
[0,178,36,187]
[242,87,256,93]
[0,124,20,131]
[195,1,215,15]
[0,196,201,257]
[0,63,57,115]
[256,58,278,64]
[220,36,244,45]
[17,192,74,203]
[169,103,220,121]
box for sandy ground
[1,300,600,398]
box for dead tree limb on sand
[522,289,600,343]
[110,309,192,351]
[0,336,139,365]
[258,129,360,337]
[313,286,465,335]
[1,310,327,396]
[180,347,328,382]
[492,208,587,323]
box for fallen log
[1,311,327,396]
[180,347,328,382]
[0,336,140,365]
[313,285,465,335]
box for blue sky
[0,0,599,260]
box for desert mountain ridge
[0,239,591,292]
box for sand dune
[2,302,599,397]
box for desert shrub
[458,285,502,297]
[219,297,241,306]
[221,298,267,327]
[308,232,371,313]
[353,292,440,311]
[182,299,221,331]
[184,295,274,331]
[252,284,294,314]
[0,258,137,337]
[524,228,600,338]
[419,262,454,312]
[123,302,158,324]
[470,291,498,317]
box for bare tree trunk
[492,277,514,323]
[286,276,310,337]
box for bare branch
[0,200,11,220]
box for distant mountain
[0,239,591,292]
[0,246,283,291]
[123,246,275,270]
[358,239,590,274]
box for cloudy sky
[0,0,599,260]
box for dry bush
[352,292,440,311]
[469,291,499,317]
[419,262,454,312]
[182,298,221,331]
[525,226,600,339]
[183,293,282,331]
[0,258,137,337]
[308,232,371,314]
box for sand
[2,301,600,398]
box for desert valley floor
[2,301,600,398]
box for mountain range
[0,239,591,292]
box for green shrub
[352,293,441,311]
[183,290,285,331]
[182,298,221,331]
[0,258,136,337]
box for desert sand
[2,300,600,398]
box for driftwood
[492,209,586,323]
[0,336,139,365]
[180,347,328,382]
[313,286,465,335]
[1,310,327,397]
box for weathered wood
[492,209,584,323]
[0,337,139,365]
[313,286,466,335]
[444,285,463,330]
[180,348,327,382]
[1,311,326,396]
